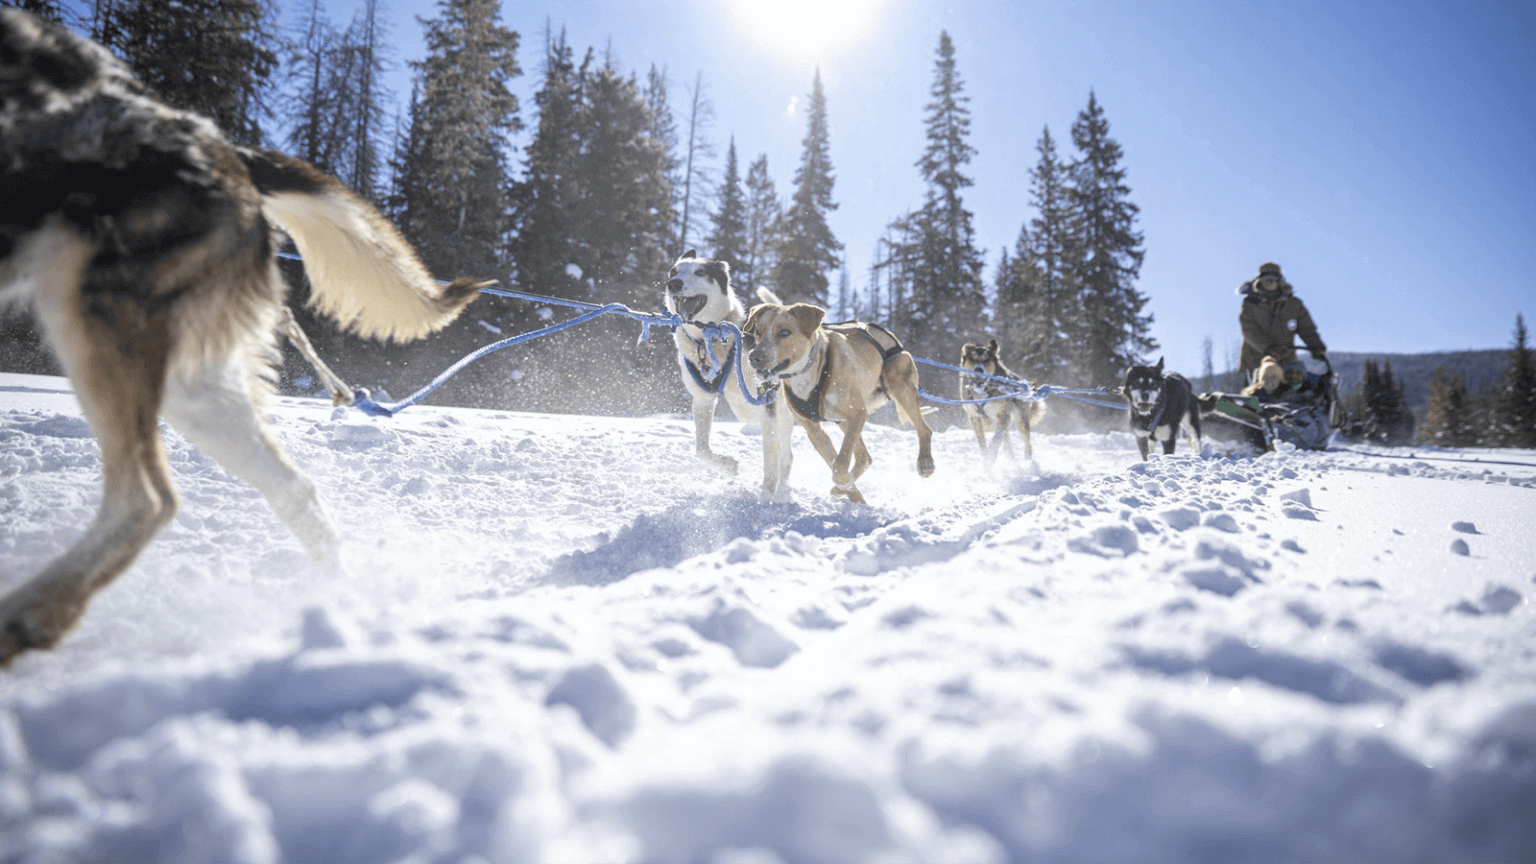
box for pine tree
[404,0,521,278]
[5,0,65,22]
[705,138,748,278]
[511,29,583,299]
[675,71,716,254]
[1069,91,1153,386]
[282,0,342,170]
[569,57,672,303]
[901,30,985,365]
[100,0,278,146]
[742,153,781,296]
[774,69,841,304]
[1424,365,1477,447]
[336,0,390,201]
[1000,126,1081,382]
[1494,313,1536,447]
[643,64,682,253]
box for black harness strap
[683,335,734,394]
[784,343,834,423]
[826,320,905,361]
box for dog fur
[958,339,1045,463]
[743,302,933,504]
[1121,357,1203,461]
[663,250,793,492]
[0,9,487,665]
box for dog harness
[782,322,906,424]
[783,341,835,423]
[682,332,734,394]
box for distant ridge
[1189,349,1509,413]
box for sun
[726,0,886,60]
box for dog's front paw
[917,455,935,477]
[701,450,738,475]
[0,587,80,667]
[830,483,867,505]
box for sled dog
[663,250,792,492]
[958,339,1046,463]
[1121,358,1203,461]
[744,302,934,504]
[0,9,489,665]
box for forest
[2,0,1533,448]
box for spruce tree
[1002,126,1081,382]
[1069,91,1153,385]
[1424,365,1477,447]
[902,30,985,364]
[742,153,781,296]
[774,69,841,304]
[1494,313,1536,447]
[706,138,748,278]
[643,64,682,253]
[283,0,342,171]
[511,29,583,299]
[405,0,521,278]
[100,0,278,146]
[569,57,673,303]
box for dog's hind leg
[161,353,341,570]
[885,355,935,477]
[0,231,179,664]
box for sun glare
[727,0,885,60]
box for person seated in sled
[1237,261,1326,396]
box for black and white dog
[663,250,792,493]
[1121,358,1203,460]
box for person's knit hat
[1257,262,1283,280]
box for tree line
[11,0,1529,452]
[3,0,1157,418]
[1343,315,1536,449]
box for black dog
[1121,358,1202,460]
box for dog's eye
[777,328,791,340]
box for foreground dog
[1121,358,1202,460]
[0,9,487,665]
[958,339,1046,463]
[663,250,792,492]
[744,303,933,504]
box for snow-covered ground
[1,369,1533,863]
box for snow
[1,369,1534,863]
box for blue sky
[310,0,1535,379]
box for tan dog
[0,10,487,665]
[958,339,1046,463]
[1242,355,1286,398]
[744,303,934,504]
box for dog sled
[1201,361,1342,452]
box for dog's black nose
[665,278,683,293]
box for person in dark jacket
[1237,261,1326,381]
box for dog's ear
[743,304,766,335]
[700,259,730,291]
[789,303,826,332]
[681,248,697,260]
[988,338,998,354]
[1155,357,1165,373]
[961,342,976,353]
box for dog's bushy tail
[241,149,489,342]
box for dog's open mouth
[671,294,707,321]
